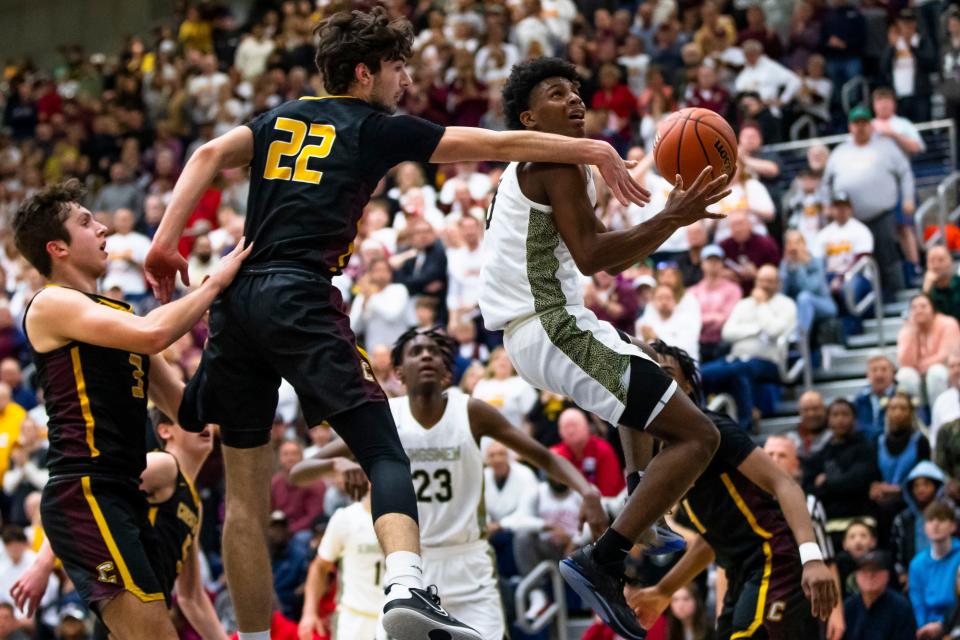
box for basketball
[653,108,738,188]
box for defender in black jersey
[11,410,226,640]
[143,7,650,640]
[11,181,248,640]
[625,343,838,639]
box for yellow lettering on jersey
[129,354,145,399]
[96,561,118,584]
[177,502,199,531]
[264,118,337,185]
[767,600,786,622]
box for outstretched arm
[27,242,251,355]
[624,534,716,629]
[469,398,607,538]
[541,165,729,275]
[430,127,650,207]
[177,536,228,640]
[737,449,838,621]
[147,126,254,301]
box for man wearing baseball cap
[843,550,916,639]
[688,244,743,362]
[821,103,914,294]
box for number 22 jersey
[243,97,445,275]
[389,388,484,548]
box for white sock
[383,550,424,602]
[238,632,270,640]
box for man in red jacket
[551,408,625,497]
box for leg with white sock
[329,401,481,640]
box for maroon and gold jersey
[25,288,150,480]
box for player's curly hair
[391,326,459,374]
[502,57,580,131]
[13,178,86,277]
[314,6,414,95]
[649,340,704,406]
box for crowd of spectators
[0,0,957,638]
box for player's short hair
[923,500,956,523]
[314,6,413,95]
[391,326,459,373]
[1,525,27,545]
[649,340,703,405]
[502,57,581,130]
[12,178,86,277]
[150,407,175,450]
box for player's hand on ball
[663,167,732,226]
[801,560,838,621]
[624,584,670,630]
[207,238,254,293]
[145,242,190,303]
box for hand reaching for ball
[661,167,732,227]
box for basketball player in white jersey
[292,327,609,640]
[299,489,383,640]
[478,57,731,639]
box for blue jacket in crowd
[909,537,960,626]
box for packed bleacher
[0,0,959,638]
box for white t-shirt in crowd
[711,178,776,242]
[104,231,152,295]
[484,461,539,525]
[637,306,702,362]
[931,388,960,450]
[812,218,875,274]
[628,173,687,252]
[447,244,486,313]
[471,376,538,429]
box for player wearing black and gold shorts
[26,292,171,611]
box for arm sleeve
[909,560,927,626]
[367,286,409,322]
[893,145,916,204]
[359,113,445,171]
[722,301,762,342]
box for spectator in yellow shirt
[0,382,26,476]
[178,6,213,54]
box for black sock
[593,527,632,566]
[626,471,641,495]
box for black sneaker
[381,585,483,640]
[560,544,647,640]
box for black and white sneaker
[382,585,483,640]
[560,544,647,640]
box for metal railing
[842,255,886,348]
[777,331,813,390]
[915,172,960,249]
[841,75,870,115]
[763,119,957,203]
[514,561,568,640]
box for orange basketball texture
[653,108,738,188]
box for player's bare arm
[528,164,729,275]
[467,398,607,538]
[624,534,716,629]
[177,534,229,640]
[299,556,335,640]
[147,126,254,301]
[430,126,650,208]
[148,354,189,428]
[9,538,55,617]
[28,240,251,354]
[290,439,369,501]
[140,451,179,501]
[736,449,839,620]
